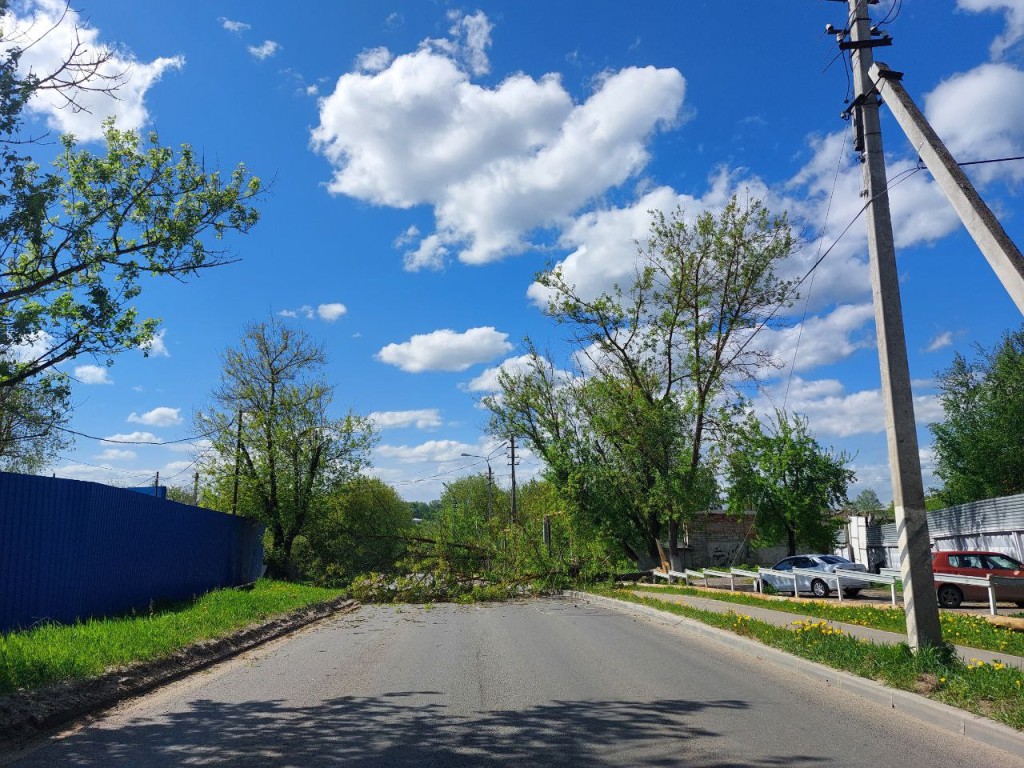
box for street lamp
[461,443,507,522]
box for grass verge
[0,580,343,695]
[593,587,1024,731]
[631,583,1024,657]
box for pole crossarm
[870,62,1024,316]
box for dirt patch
[0,597,359,750]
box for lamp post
[460,443,506,522]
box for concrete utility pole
[869,62,1024,315]
[834,0,942,649]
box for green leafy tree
[930,327,1024,505]
[0,373,71,472]
[487,197,796,567]
[300,476,412,585]
[726,410,854,556]
[845,488,888,525]
[0,8,260,470]
[197,317,376,578]
[420,474,509,575]
[0,12,262,391]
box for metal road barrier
[649,567,763,592]
[833,568,900,606]
[703,568,762,593]
[683,569,706,586]
[730,568,763,593]
[932,573,1024,615]
[878,567,1024,615]
[758,568,801,597]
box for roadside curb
[565,590,1024,758]
[0,597,360,751]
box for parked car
[931,550,1024,608]
[762,554,868,598]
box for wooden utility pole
[193,471,200,506]
[835,0,943,649]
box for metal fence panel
[0,472,263,633]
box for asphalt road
[5,597,1023,767]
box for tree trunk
[787,526,797,557]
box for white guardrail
[653,565,1024,615]
[879,568,1024,615]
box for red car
[931,550,1024,608]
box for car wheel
[811,579,830,598]
[843,588,861,598]
[937,584,963,609]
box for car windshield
[818,555,850,564]
[985,554,1024,570]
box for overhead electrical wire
[782,130,849,412]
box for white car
[762,554,868,598]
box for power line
[783,130,848,410]
[53,455,156,479]
[726,164,924,375]
[392,458,489,487]
[52,422,225,445]
[956,154,1024,168]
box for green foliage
[197,317,376,578]
[349,572,522,604]
[726,409,853,555]
[0,580,342,694]
[299,476,412,585]
[0,372,71,471]
[0,15,261,470]
[0,119,262,389]
[486,197,797,567]
[407,499,442,521]
[930,327,1024,505]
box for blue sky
[10,0,1024,502]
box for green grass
[631,583,1024,656]
[594,588,1024,730]
[0,580,343,695]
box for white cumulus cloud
[102,431,160,444]
[219,17,251,34]
[753,377,944,439]
[464,354,540,393]
[369,409,443,430]
[142,329,171,358]
[96,448,136,461]
[377,439,477,463]
[248,40,281,60]
[128,407,182,427]
[926,331,955,353]
[75,364,112,384]
[311,11,685,269]
[958,0,1024,58]
[355,46,393,73]
[4,1,183,141]
[376,327,512,373]
[925,63,1024,184]
[317,302,348,321]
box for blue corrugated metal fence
[0,472,264,633]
